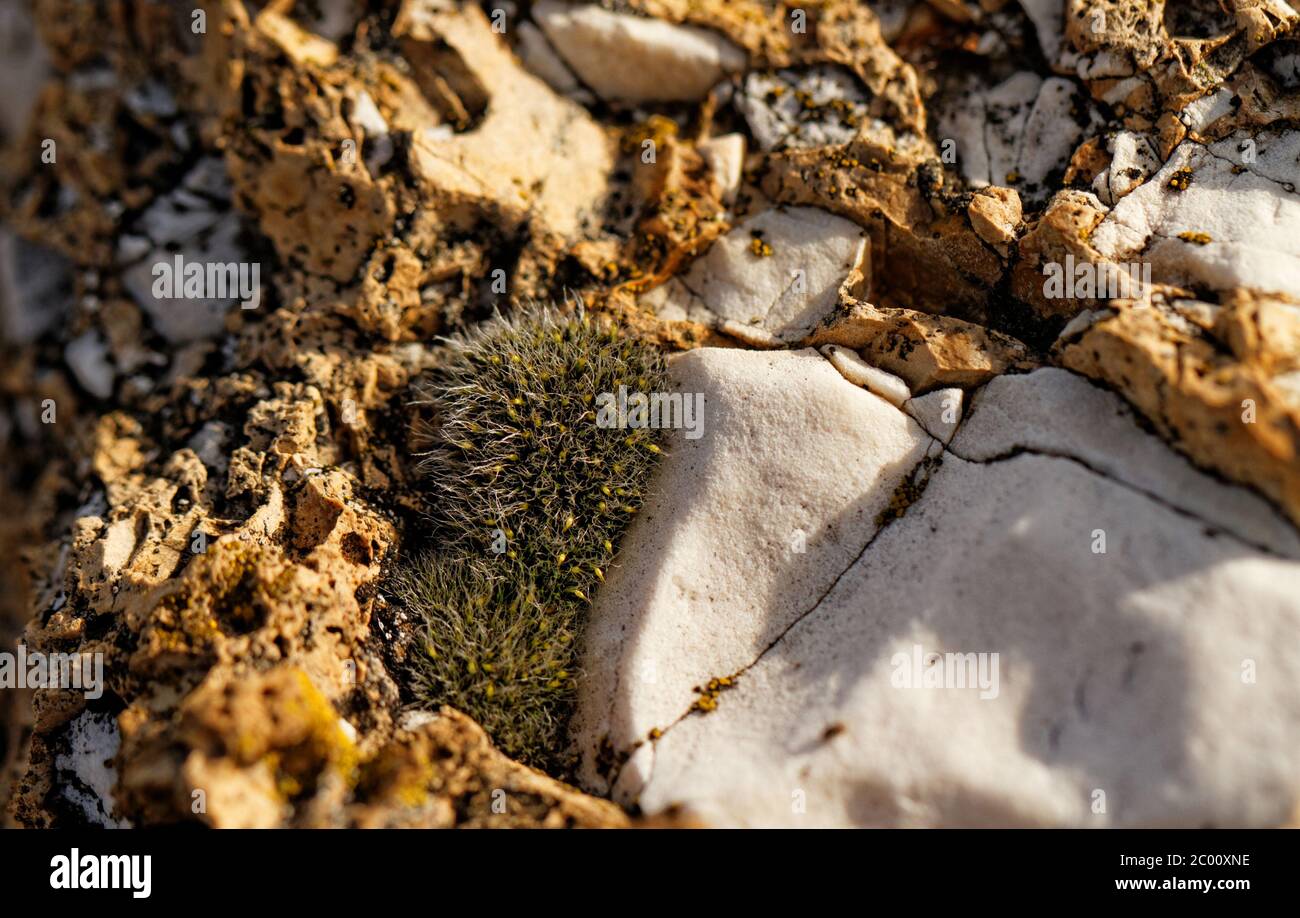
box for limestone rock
[806,299,1034,392]
[0,230,73,345]
[571,347,934,795]
[1059,293,1300,529]
[1088,133,1300,301]
[579,363,1300,826]
[937,73,1102,207]
[348,708,628,829]
[7,0,1300,834]
[819,344,911,407]
[736,66,872,151]
[532,0,746,103]
[644,207,866,343]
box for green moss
[393,306,668,769]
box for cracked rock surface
[578,359,1300,826]
[2,0,1299,830]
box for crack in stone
[624,433,943,798]
[942,441,1290,557]
[625,426,1290,800]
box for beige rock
[1059,292,1300,529]
[968,187,1022,251]
[806,299,1035,393]
[348,709,628,828]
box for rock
[117,159,251,343]
[532,0,745,103]
[758,132,1005,319]
[1090,131,1162,206]
[53,710,129,828]
[578,364,1300,826]
[401,2,614,245]
[1059,292,1300,529]
[120,212,248,343]
[967,187,1022,251]
[937,73,1103,207]
[698,133,745,205]
[347,708,629,828]
[819,344,911,407]
[644,207,866,343]
[515,21,582,97]
[1017,0,1065,65]
[736,66,872,151]
[571,347,934,796]
[8,0,1300,833]
[298,0,360,44]
[952,369,1300,556]
[0,2,51,144]
[0,230,73,345]
[805,299,1034,392]
[64,330,115,399]
[1088,132,1300,300]
[904,388,964,445]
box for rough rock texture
[2,0,1299,830]
[644,206,866,342]
[576,358,1300,827]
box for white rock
[181,157,234,200]
[578,366,1300,826]
[904,387,964,444]
[939,73,1101,205]
[1017,0,1064,65]
[351,90,388,137]
[716,319,781,349]
[951,369,1300,556]
[532,0,745,103]
[571,347,934,796]
[1178,88,1235,134]
[65,330,115,400]
[134,188,224,250]
[350,90,394,171]
[1092,130,1160,205]
[698,133,746,204]
[736,67,870,151]
[0,3,51,144]
[121,210,247,343]
[651,207,866,343]
[55,710,130,828]
[516,21,582,96]
[0,229,73,345]
[819,344,911,407]
[1056,307,1104,341]
[1089,132,1300,300]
